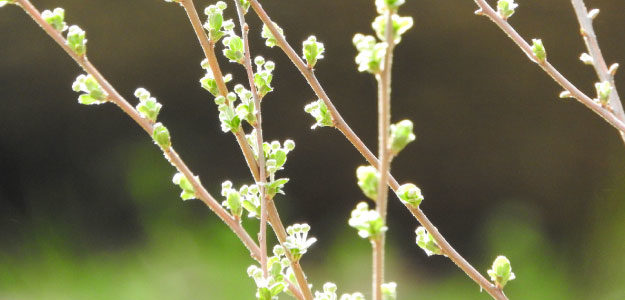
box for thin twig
[570,0,625,144]
[247,1,509,299]
[233,0,269,282]
[372,8,396,300]
[13,0,261,261]
[179,0,260,182]
[473,0,625,136]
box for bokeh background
[1,0,625,299]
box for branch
[179,0,261,182]
[570,0,625,143]
[247,1,508,299]
[13,0,261,262]
[473,0,625,136]
[372,8,397,300]
[233,0,269,284]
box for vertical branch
[570,0,625,143]
[247,1,511,299]
[372,8,396,300]
[232,0,269,280]
[179,0,261,182]
[233,2,312,299]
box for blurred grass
[1,142,624,299]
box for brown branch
[14,0,261,262]
[247,1,509,299]
[570,0,625,144]
[179,0,260,182]
[473,0,625,136]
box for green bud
[304,99,333,129]
[214,96,226,105]
[415,226,442,256]
[497,0,518,19]
[42,8,68,32]
[595,81,612,105]
[134,88,162,123]
[356,165,379,201]
[389,119,416,154]
[284,140,295,151]
[579,53,593,65]
[531,39,546,62]
[203,3,228,42]
[381,282,397,300]
[152,122,171,149]
[353,34,386,74]
[302,36,325,68]
[396,183,423,208]
[261,22,283,48]
[348,202,387,239]
[372,14,414,44]
[487,255,516,288]
[72,74,108,105]
[227,190,243,218]
[223,35,244,63]
[254,59,274,98]
[172,172,196,201]
[239,0,250,13]
[66,25,87,56]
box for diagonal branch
[473,0,625,136]
[247,1,509,299]
[14,0,261,262]
[179,0,261,182]
[570,0,625,143]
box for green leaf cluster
[261,22,283,48]
[247,245,291,300]
[223,34,244,63]
[487,255,516,288]
[348,202,387,239]
[497,0,518,19]
[356,165,379,201]
[72,74,107,105]
[372,14,413,44]
[42,8,67,32]
[253,56,274,98]
[66,25,86,55]
[304,99,333,129]
[152,123,171,149]
[415,226,442,256]
[134,88,162,123]
[199,59,233,97]
[302,36,325,68]
[283,223,317,261]
[395,183,423,208]
[531,38,546,62]
[172,172,197,201]
[353,34,386,74]
[203,1,233,42]
[389,119,415,155]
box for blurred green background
[1,0,625,299]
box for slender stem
[179,0,260,182]
[570,0,625,144]
[266,200,313,300]
[247,1,509,299]
[473,0,625,135]
[232,0,269,281]
[372,8,396,300]
[14,0,261,261]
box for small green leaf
[42,8,67,32]
[172,172,197,201]
[262,22,283,48]
[531,39,546,62]
[304,99,333,128]
[372,14,414,44]
[395,183,423,208]
[497,0,518,19]
[487,255,516,288]
[66,25,87,55]
[415,226,442,256]
[152,122,171,149]
[356,165,379,201]
[72,74,108,105]
[389,119,416,155]
[595,81,612,106]
[302,36,325,68]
